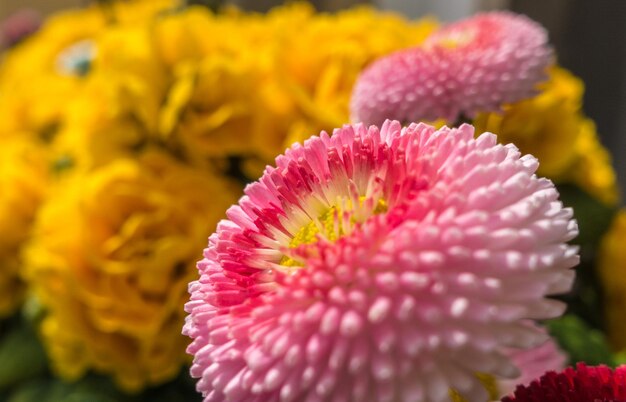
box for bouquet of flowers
[0,1,622,402]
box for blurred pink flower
[0,9,41,49]
[351,12,552,125]
[499,324,567,399]
[184,121,578,402]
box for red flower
[502,363,626,402]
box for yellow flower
[52,23,170,171]
[51,79,146,171]
[474,66,619,205]
[23,149,240,391]
[0,0,175,137]
[598,210,626,351]
[108,0,180,24]
[0,136,49,316]
[90,23,169,135]
[0,8,102,136]
[569,119,619,206]
[271,4,438,148]
[154,3,438,178]
[159,54,266,164]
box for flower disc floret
[184,121,578,402]
[351,12,553,125]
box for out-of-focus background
[1,0,624,193]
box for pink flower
[350,12,552,125]
[184,121,578,402]
[501,363,626,402]
[0,9,40,49]
[499,324,567,398]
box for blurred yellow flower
[272,4,438,147]
[474,66,619,205]
[0,10,100,136]
[153,3,438,178]
[23,150,240,391]
[52,23,169,171]
[598,210,626,351]
[0,137,49,316]
[569,118,619,206]
[51,79,147,171]
[159,54,266,163]
[0,0,175,137]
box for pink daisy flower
[501,363,626,402]
[184,121,578,402]
[350,12,553,125]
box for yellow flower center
[280,196,387,267]
[449,373,500,402]
[429,27,476,49]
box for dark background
[512,0,626,202]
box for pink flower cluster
[184,121,577,402]
[350,12,553,125]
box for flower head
[23,150,240,391]
[351,12,552,125]
[185,121,578,402]
[0,0,174,136]
[501,363,626,402]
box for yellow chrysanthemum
[0,0,175,137]
[271,5,438,147]
[569,118,619,206]
[90,22,169,134]
[0,0,176,172]
[598,210,626,352]
[153,3,438,178]
[0,11,100,137]
[23,150,240,391]
[159,53,266,162]
[474,66,619,205]
[52,23,169,171]
[51,79,147,171]
[0,137,49,316]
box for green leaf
[556,183,617,248]
[64,376,129,402]
[6,379,51,402]
[131,368,199,402]
[0,324,47,389]
[60,392,119,402]
[554,183,617,330]
[547,314,616,366]
[6,376,134,402]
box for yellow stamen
[449,373,500,402]
[430,28,476,50]
[280,197,387,267]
